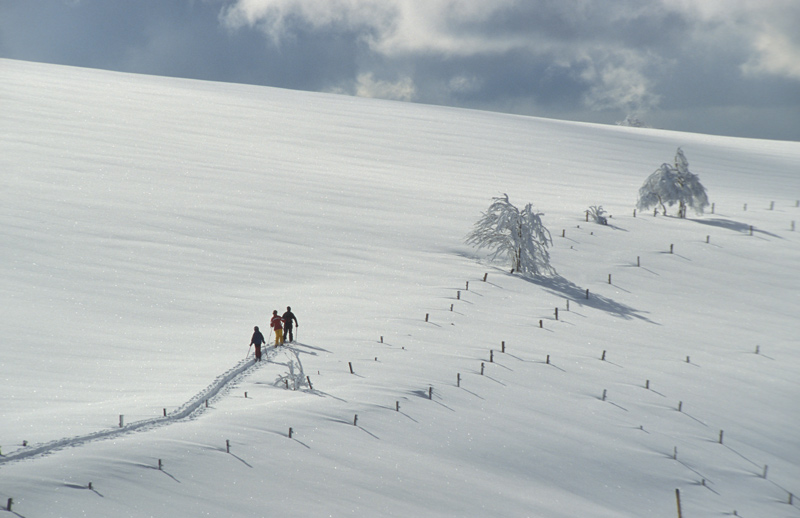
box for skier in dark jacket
[282,306,299,343]
[250,326,266,361]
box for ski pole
[246,344,252,358]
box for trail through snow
[0,345,299,465]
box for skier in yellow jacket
[270,310,285,346]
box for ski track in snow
[0,346,290,466]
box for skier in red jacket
[270,310,285,346]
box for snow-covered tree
[466,194,555,277]
[616,115,649,128]
[637,148,709,217]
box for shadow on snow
[527,274,659,324]
[690,217,782,238]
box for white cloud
[742,21,800,80]
[659,0,800,80]
[324,73,417,102]
[448,75,482,95]
[580,50,663,115]
[220,0,392,42]
[220,0,536,56]
[218,0,799,123]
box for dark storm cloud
[1,0,798,140]
[444,0,691,50]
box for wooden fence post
[676,489,683,518]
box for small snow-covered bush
[466,193,555,277]
[588,205,608,225]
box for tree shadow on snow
[691,218,782,239]
[527,275,659,324]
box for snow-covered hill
[1,58,798,517]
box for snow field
[1,58,799,517]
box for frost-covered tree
[616,115,649,128]
[466,194,555,277]
[637,148,709,217]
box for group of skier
[249,306,299,361]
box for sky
[2,0,799,141]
